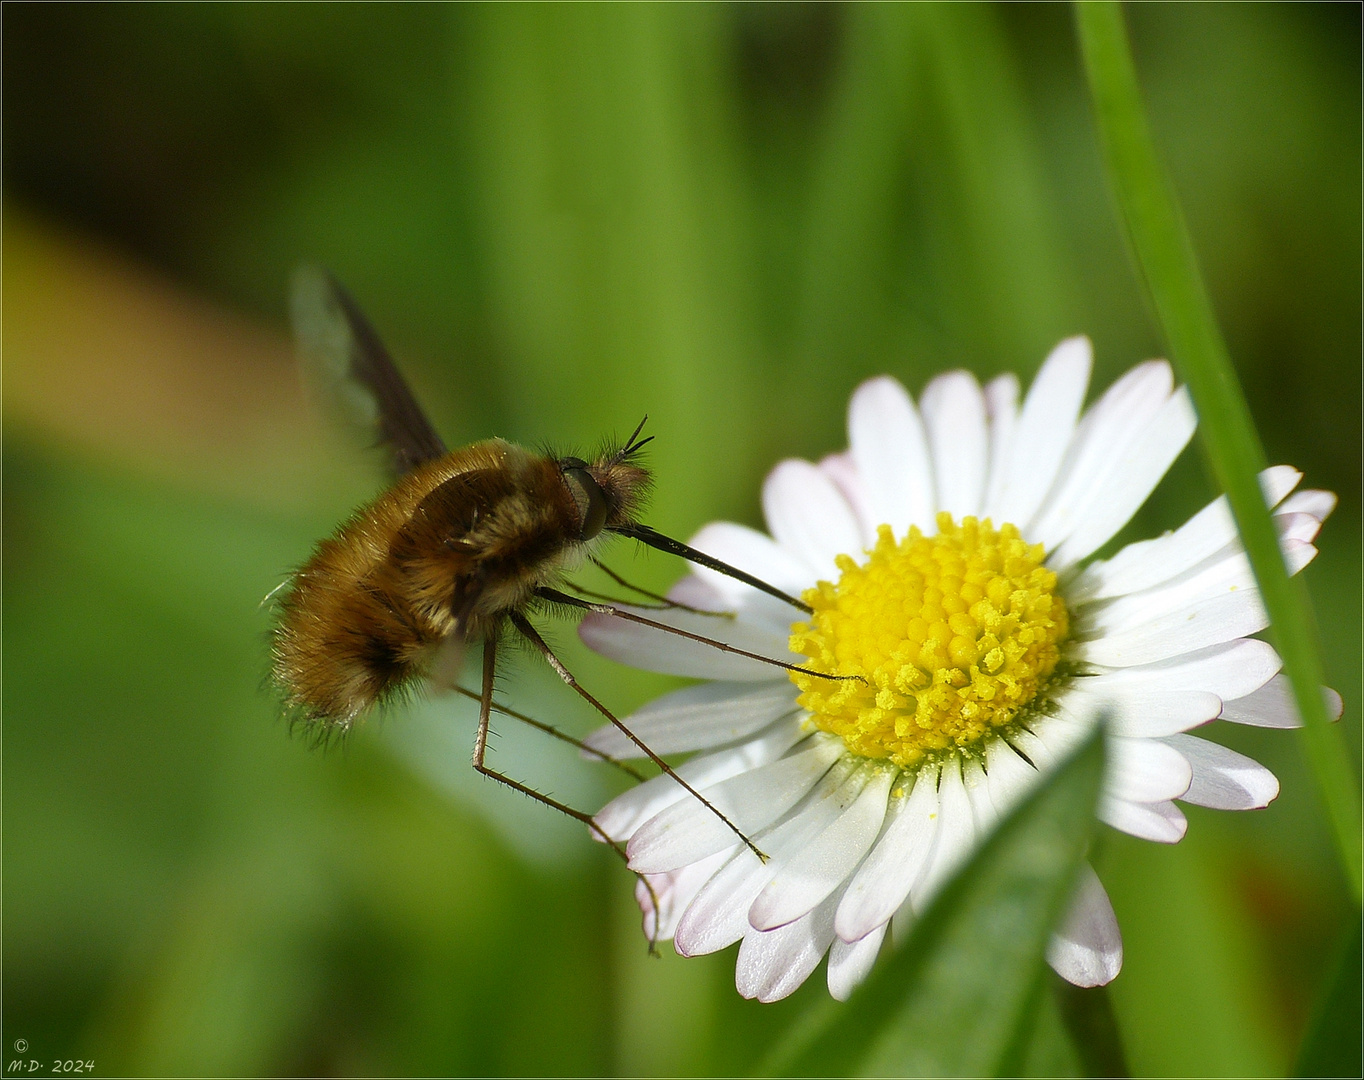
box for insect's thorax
[383,440,582,638]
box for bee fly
[272,268,845,866]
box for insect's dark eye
[563,466,609,540]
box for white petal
[1161,733,1279,810]
[751,768,895,930]
[828,922,888,1001]
[684,520,812,601]
[579,604,796,681]
[990,337,1092,528]
[673,775,847,956]
[1025,707,1100,766]
[1072,589,1268,667]
[583,681,799,759]
[1062,686,1223,738]
[735,890,840,1003]
[667,572,794,640]
[836,765,940,941]
[1077,536,1315,640]
[1046,863,1122,987]
[627,738,844,873]
[1007,725,1059,772]
[1080,638,1281,701]
[673,850,768,956]
[848,375,937,535]
[1079,555,1250,635]
[665,573,731,614]
[1276,511,1323,545]
[1050,387,1197,568]
[962,755,1000,835]
[820,450,875,546]
[920,371,989,520]
[983,737,1042,820]
[1282,539,1318,575]
[981,373,1020,518]
[1219,674,1343,729]
[672,527,811,637]
[1105,736,1193,803]
[958,741,1046,859]
[763,459,866,581]
[911,756,977,913]
[636,846,736,943]
[1069,466,1304,602]
[1028,360,1174,552]
[1277,488,1336,521]
[1259,464,1305,507]
[1009,714,1069,774]
[1098,796,1187,843]
[594,720,805,842]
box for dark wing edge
[290,265,448,476]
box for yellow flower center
[789,513,1067,770]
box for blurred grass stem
[1075,0,1362,902]
[1053,977,1130,1078]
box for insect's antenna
[610,523,813,614]
[580,557,735,618]
[537,587,862,685]
[621,416,652,457]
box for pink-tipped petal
[828,923,888,1001]
[1046,863,1122,987]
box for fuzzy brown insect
[273,269,833,863]
[273,437,650,727]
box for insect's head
[557,418,653,541]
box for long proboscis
[610,522,813,614]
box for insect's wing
[291,265,448,476]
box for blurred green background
[4,4,1359,1076]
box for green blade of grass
[758,727,1106,1078]
[1294,916,1363,1078]
[1074,0,1361,902]
[1053,977,1129,1078]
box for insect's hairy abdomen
[272,439,579,730]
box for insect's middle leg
[472,632,620,849]
[508,610,769,864]
[452,684,645,782]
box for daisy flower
[579,338,1339,1002]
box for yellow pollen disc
[789,512,1068,770]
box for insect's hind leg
[471,630,663,953]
